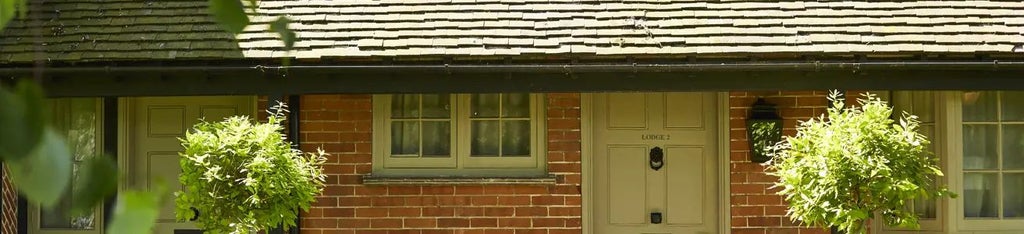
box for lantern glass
[746,98,783,163]
[747,119,782,163]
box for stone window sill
[361,174,557,186]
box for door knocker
[650,146,664,171]
[189,207,200,221]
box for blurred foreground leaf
[72,156,119,214]
[208,0,249,34]
[7,128,72,208]
[108,185,165,234]
[0,80,48,161]
[270,16,296,50]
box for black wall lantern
[746,98,783,163]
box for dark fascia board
[4,60,1024,97]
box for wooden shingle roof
[3,0,1024,63]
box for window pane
[913,195,937,219]
[391,121,419,155]
[1005,173,1024,218]
[1002,91,1024,121]
[471,120,500,156]
[421,121,450,157]
[422,94,450,118]
[1003,124,1024,169]
[43,98,98,229]
[391,94,419,119]
[964,173,998,218]
[502,93,530,118]
[471,94,501,118]
[502,120,531,156]
[963,124,998,169]
[912,91,935,123]
[962,91,997,122]
[921,125,935,154]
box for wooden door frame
[580,92,731,234]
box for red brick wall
[2,166,15,234]
[297,94,582,234]
[729,91,832,234]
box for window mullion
[498,94,505,157]
[418,95,424,158]
[457,94,468,167]
[997,91,1004,219]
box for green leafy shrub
[176,103,326,234]
[767,91,955,234]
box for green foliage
[176,103,326,234]
[72,156,120,214]
[0,0,24,32]
[108,184,166,234]
[208,0,249,34]
[6,128,72,208]
[0,81,158,233]
[0,81,47,161]
[270,16,296,50]
[767,91,955,234]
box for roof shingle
[2,0,1024,63]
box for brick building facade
[295,94,584,234]
[260,91,833,234]
[2,1,1024,234]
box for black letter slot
[651,212,663,224]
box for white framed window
[371,93,546,177]
[877,91,1024,233]
[30,98,104,234]
[950,91,1024,231]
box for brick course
[729,91,832,234]
[298,94,582,234]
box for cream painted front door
[592,92,719,234]
[126,96,254,234]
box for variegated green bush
[767,91,955,234]
[176,103,326,234]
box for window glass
[502,120,531,156]
[963,91,997,122]
[961,91,1024,220]
[470,120,500,156]
[964,173,998,218]
[389,94,451,158]
[1003,125,1024,169]
[1004,173,1024,218]
[892,91,939,220]
[916,125,937,219]
[41,98,100,230]
[1001,92,1024,121]
[374,93,543,175]
[470,93,531,157]
[963,124,998,170]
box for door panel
[607,93,648,129]
[608,145,648,225]
[128,96,254,234]
[664,92,704,129]
[666,146,705,226]
[592,92,718,234]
